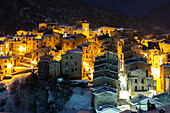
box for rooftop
[0,56,12,59]
[127,94,149,105]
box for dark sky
[79,0,170,18]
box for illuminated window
[0,47,2,51]
[6,44,8,48]
[135,79,137,83]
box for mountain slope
[142,1,170,29]
[0,0,166,35]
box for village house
[0,56,14,78]
[61,52,82,80]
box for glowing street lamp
[31,60,36,64]
[19,46,25,52]
[7,63,12,69]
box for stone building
[40,55,54,62]
[127,94,149,111]
[127,69,155,97]
[93,51,118,79]
[159,40,170,53]
[33,48,50,65]
[160,63,170,93]
[38,60,50,79]
[61,52,82,80]
[0,56,14,77]
[77,42,100,67]
[60,34,87,52]
[42,32,60,49]
[49,60,60,78]
[92,51,120,112]
[92,86,119,109]
[38,59,60,79]
[95,105,121,113]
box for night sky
[79,0,170,18]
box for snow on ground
[0,90,8,101]
[0,72,31,91]
[65,87,91,111]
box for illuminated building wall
[97,26,118,36]
[26,35,36,52]
[0,56,14,76]
[16,30,29,36]
[39,23,48,31]
[59,25,76,35]
[160,64,170,93]
[0,44,5,56]
[78,42,100,81]
[33,48,50,66]
[33,39,43,50]
[78,42,100,67]
[60,34,87,52]
[141,38,155,47]
[42,33,60,49]
[159,41,170,53]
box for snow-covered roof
[61,37,75,40]
[93,76,120,82]
[43,34,54,37]
[67,48,84,53]
[127,94,149,105]
[96,104,121,112]
[93,69,118,74]
[163,64,170,67]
